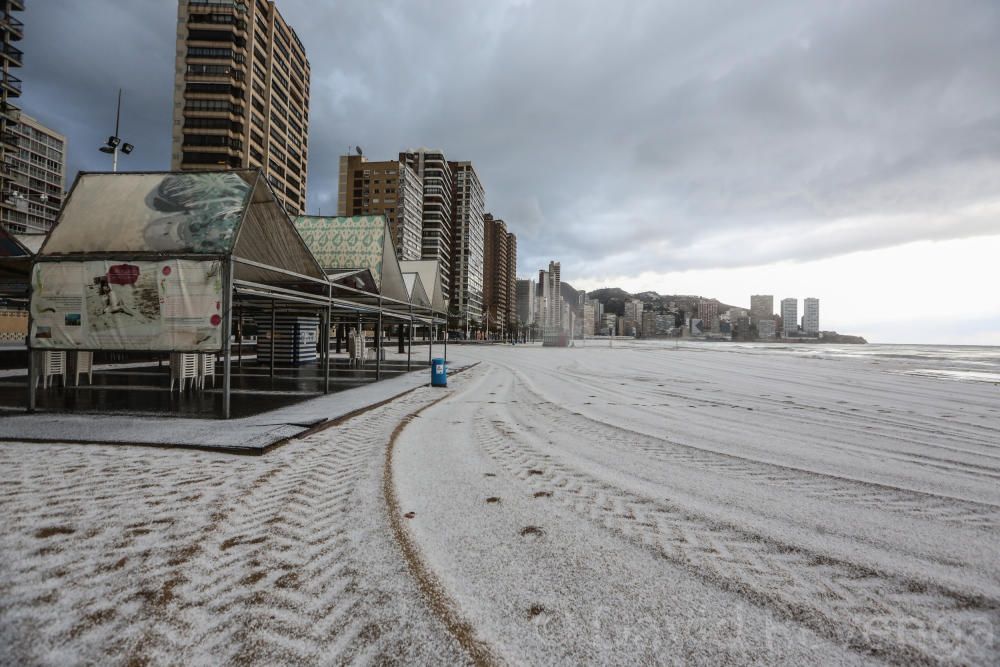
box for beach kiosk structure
[294,215,446,376]
[27,170,334,418]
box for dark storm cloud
[19,0,1000,279]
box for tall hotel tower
[400,149,454,299]
[449,161,485,323]
[171,0,310,214]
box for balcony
[1,130,17,149]
[8,0,24,11]
[188,14,247,35]
[0,12,23,41]
[1,71,20,98]
[189,0,246,13]
[0,41,22,67]
[0,100,20,124]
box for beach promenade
[2,342,999,664]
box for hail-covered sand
[3,342,999,664]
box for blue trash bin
[431,358,447,387]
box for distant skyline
[16,1,999,344]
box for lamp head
[106,136,121,148]
[120,143,134,155]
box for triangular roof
[328,268,378,294]
[0,226,31,258]
[14,233,46,255]
[399,259,446,313]
[294,214,409,303]
[402,272,431,309]
[36,170,325,284]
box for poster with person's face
[30,259,224,351]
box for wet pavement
[0,357,429,420]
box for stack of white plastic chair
[349,328,366,367]
[355,330,367,366]
[72,351,94,386]
[35,350,67,388]
[169,352,199,393]
[199,353,216,389]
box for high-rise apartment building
[624,299,643,322]
[750,294,774,323]
[590,298,604,323]
[0,0,25,218]
[450,162,485,322]
[538,262,563,329]
[516,278,536,326]
[803,297,820,335]
[171,0,310,214]
[504,231,517,328]
[584,302,597,336]
[781,298,798,336]
[0,114,66,233]
[536,269,549,325]
[698,299,720,331]
[400,149,453,298]
[336,154,423,260]
[483,213,508,334]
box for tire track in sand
[501,362,1000,531]
[383,383,501,667]
[472,373,1000,665]
[1,388,471,666]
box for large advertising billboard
[30,259,224,351]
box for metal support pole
[335,322,342,354]
[397,322,405,354]
[376,297,383,381]
[237,306,243,369]
[324,289,331,394]
[222,258,234,419]
[429,324,434,368]
[444,325,448,364]
[407,305,413,372]
[269,300,276,378]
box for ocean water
[637,340,1000,384]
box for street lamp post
[98,89,134,172]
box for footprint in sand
[520,526,544,538]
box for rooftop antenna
[356,146,363,156]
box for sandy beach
[2,342,999,665]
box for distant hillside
[560,281,578,305]
[581,287,739,315]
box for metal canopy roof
[293,215,410,304]
[36,170,327,284]
[399,259,446,314]
[402,272,431,309]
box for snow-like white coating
[2,341,998,664]
[394,342,1000,664]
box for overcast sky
[18,1,1000,343]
